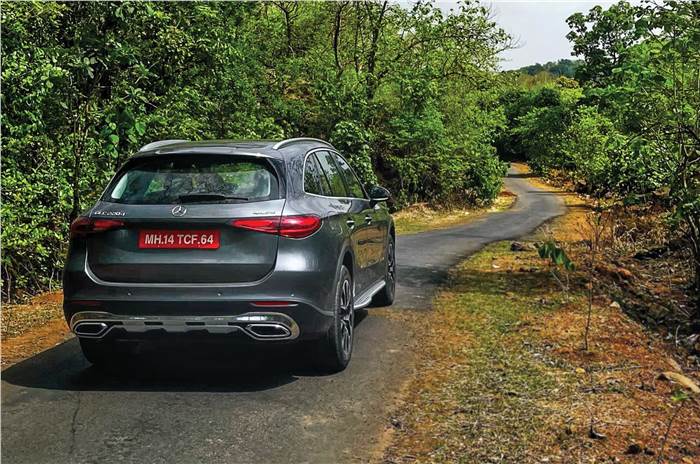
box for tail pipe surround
[73,322,109,338]
[70,311,299,341]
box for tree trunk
[69,148,82,222]
[332,2,347,76]
[690,223,700,316]
[364,0,388,100]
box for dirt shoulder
[1,291,71,368]
[380,170,700,463]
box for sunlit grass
[393,191,515,235]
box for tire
[315,265,354,373]
[79,338,119,366]
[372,234,396,306]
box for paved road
[1,169,563,464]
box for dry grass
[1,318,72,368]
[2,291,63,337]
[380,167,700,464]
[514,163,696,343]
[1,290,70,367]
[393,190,516,236]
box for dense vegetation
[516,59,581,78]
[1,1,511,300]
[498,1,699,308]
[1,0,697,308]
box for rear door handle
[346,219,355,228]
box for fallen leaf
[667,357,683,373]
[658,371,700,394]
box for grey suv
[63,138,396,372]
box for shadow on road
[2,310,369,394]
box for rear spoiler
[139,140,188,152]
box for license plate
[138,230,220,249]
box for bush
[1,1,512,300]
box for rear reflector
[231,215,321,238]
[70,217,125,237]
[251,301,297,307]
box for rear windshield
[103,155,279,204]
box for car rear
[63,149,337,348]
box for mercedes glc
[63,138,396,372]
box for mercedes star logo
[171,205,187,217]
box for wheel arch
[341,246,354,280]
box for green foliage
[671,389,690,403]
[516,59,582,78]
[561,106,661,195]
[566,1,639,85]
[497,79,582,167]
[330,121,377,185]
[537,241,575,272]
[501,0,699,309]
[1,1,511,299]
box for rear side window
[104,155,279,204]
[315,151,347,197]
[333,154,366,199]
[303,154,324,195]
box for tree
[566,1,639,85]
[614,1,700,307]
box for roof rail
[272,138,334,150]
[138,139,188,152]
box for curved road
[1,169,563,464]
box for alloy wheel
[338,278,354,358]
[387,242,396,287]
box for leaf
[660,372,700,394]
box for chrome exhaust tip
[246,323,291,339]
[73,322,109,338]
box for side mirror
[368,185,391,206]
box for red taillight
[231,215,321,238]
[70,217,125,237]
[279,215,322,238]
[230,217,280,235]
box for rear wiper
[177,193,249,203]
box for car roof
[133,138,335,160]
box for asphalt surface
[1,168,564,464]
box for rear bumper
[70,311,300,341]
[64,299,333,342]
[63,231,345,343]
